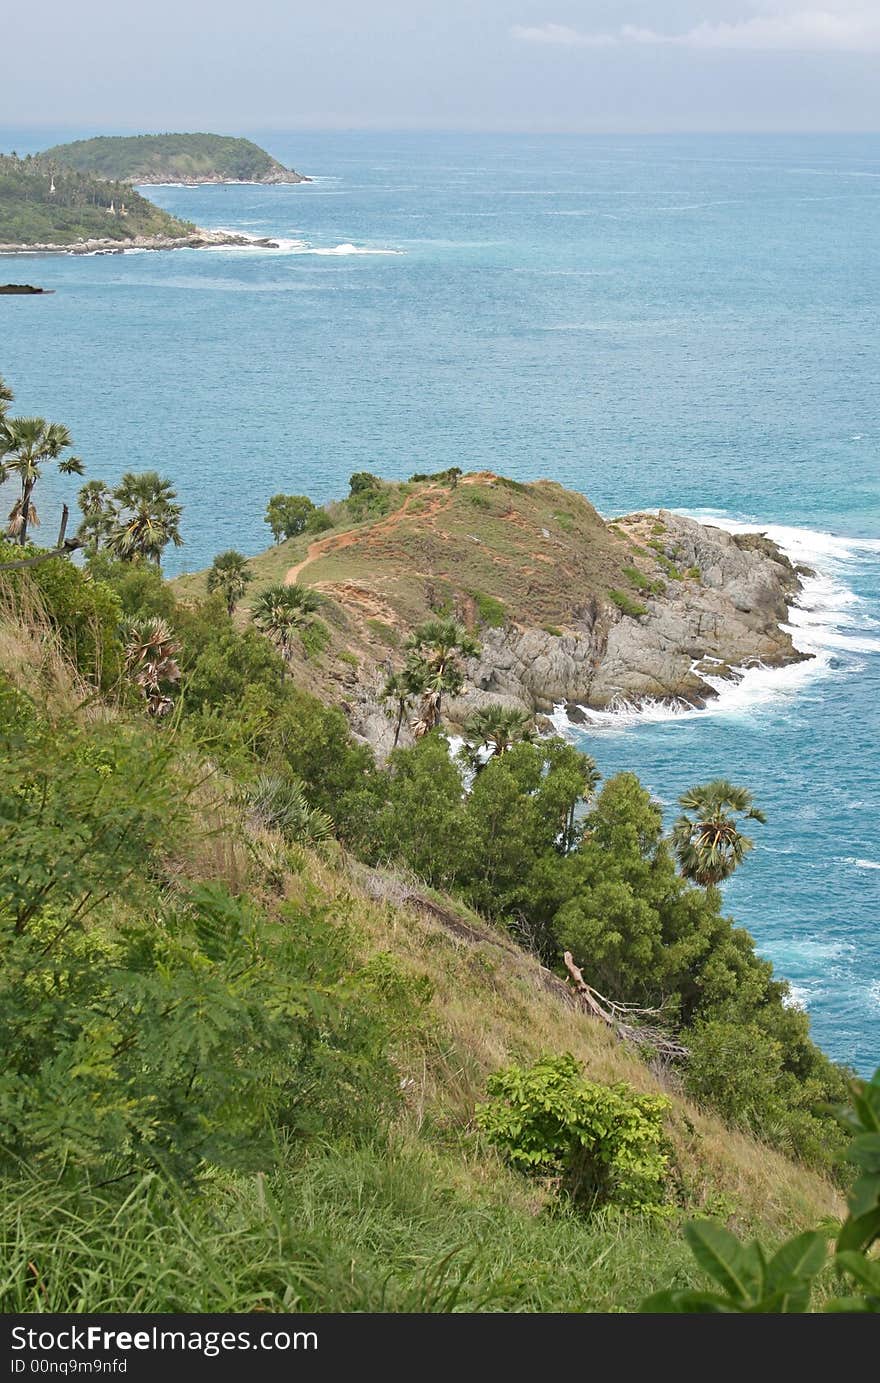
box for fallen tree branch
[563,951,689,1065]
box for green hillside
[42,132,307,183]
[0,153,193,245]
[3,370,878,1316]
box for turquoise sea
[2,130,878,1072]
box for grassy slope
[0,612,842,1310]
[174,472,679,695]
[42,134,297,182]
[0,155,193,245]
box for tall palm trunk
[17,478,34,546]
[393,700,405,748]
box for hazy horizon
[4,2,880,134]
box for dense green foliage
[644,1065,880,1312]
[0,373,866,1313]
[477,1054,670,1211]
[0,539,124,687]
[42,134,296,183]
[0,153,193,245]
[264,493,332,542]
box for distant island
[41,133,310,185]
[0,149,288,253]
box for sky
[4,1,880,133]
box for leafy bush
[306,508,334,534]
[264,493,319,543]
[300,617,331,660]
[367,618,400,648]
[462,488,492,510]
[622,564,665,596]
[643,1065,880,1312]
[470,590,506,628]
[683,1018,843,1166]
[1,543,124,688]
[86,551,178,622]
[608,589,648,618]
[476,1054,671,1212]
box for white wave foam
[783,985,811,1011]
[563,510,879,734]
[199,233,402,258]
[843,857,880,871]
[308,243,402,256]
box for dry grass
[251,843,845,1239]
[0,582,95,716]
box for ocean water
[2,130,878,1072]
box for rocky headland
[449,510,806,726]
[176,472,810,759]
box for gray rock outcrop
[445,511,807,724]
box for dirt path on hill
[284,483,453,587]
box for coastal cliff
[453,510,805,722]
[178,471,809,759]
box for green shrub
[306,509,333,534]
[300,618,331,660]
[470,590,506,628]
[0,543,124,689]
[683,1019,842,1167]
[643,1065,880,1313]
[608,589,648,618]
[462,488,492,510]
[264,494,319,543]
[686,566,701,581]
[651,522,666,535]
[367,618,400,649]
[544,625,563,638]
[476,1054,671,1212]
[245,773,334,847]
[86,552,178,622]
[622,565,664,596]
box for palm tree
[251,583,318,674]
[0,376,13,419]
[207,549,253,615]
[77,479,116,554]
[406,617,480,737]
[380,666,423,749]
[107,471,182,567]
[246,774,334,848]
[0,416,84,545]
[124,616,182,717]
[672,779,766,887]
[461,703,534,771]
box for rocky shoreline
[0,228,281,256]
[132,172,310,186]
[351,511,811,757]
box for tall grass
[1,1143,703,1313]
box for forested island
[0,152,195,247]
[2,371,878,1315]
[41,132,309,184]
[0,151,283,252]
